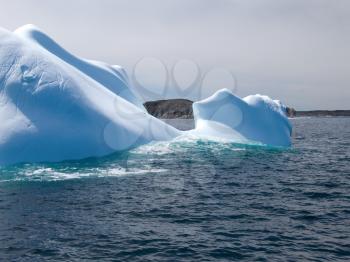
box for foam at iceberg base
[0,25,292,165]
[191,89,292,147]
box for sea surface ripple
[0,117,349,261]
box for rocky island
[144,99,194,119]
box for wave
[0,132,289,182]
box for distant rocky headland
[144,99,350,119]
[144,99,194,119]
[290,110,350,117]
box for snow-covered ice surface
[0,25,292,165]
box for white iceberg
[0,25,292,165]
[0,25,180,165]
[192,89,292,147]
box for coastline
[144,99,350,119]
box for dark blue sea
[0,117,349,261]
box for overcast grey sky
[0,0,349,109]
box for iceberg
[0,25,180,165]
[192,89,292,147]
[0,25,292,165]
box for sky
[0,0,349,109]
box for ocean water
[0,117,349,261]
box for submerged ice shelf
[0,25,292,165]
